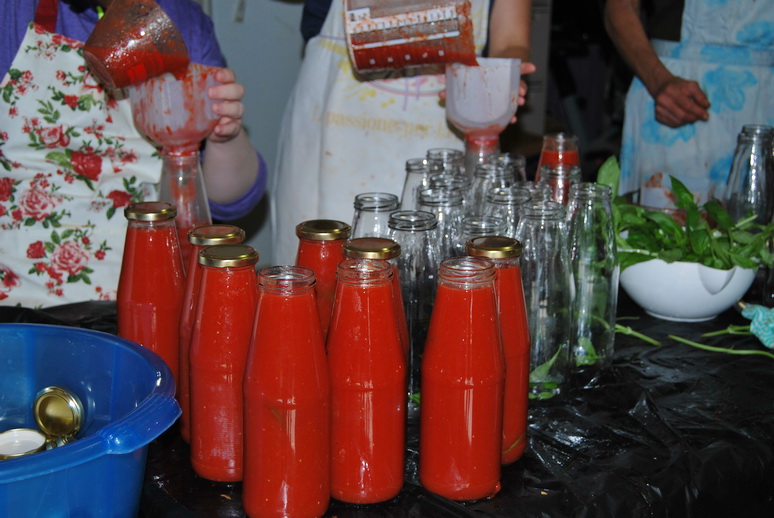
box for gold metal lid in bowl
[34,386,83,443]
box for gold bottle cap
[199,244,260,268]
[124,201,177,222]
[466,236,524,259]
[0,428,47,460]
[34,386,84,441]
[295,220,351,241]
[344,237,401,260]
[188,224,246,246]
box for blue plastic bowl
[0,323,180,518]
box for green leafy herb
[597,157,774,272]
[668,334,774,361]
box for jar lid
[0,428,47,460]
[33,386,83,441]
[199,244,260,268]
[188,224,246,246]
[124,201,177,222]
[344,237,400,260]
[466,236,524,259]
[295,220,352,241]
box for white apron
[0,0,160,307]
[271,0,490,264]
[619,0,774,207]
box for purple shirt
[1,0,265,220]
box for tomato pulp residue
[346,1,477,72]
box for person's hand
[510,61,536,124]
[651,75,710,128]
[206,67,246,144]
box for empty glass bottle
[388,211,441,427]
[467,163,516,217]
[426,148,465,176]
[418,187,465,260]
[723,124,774,225]
[486,152,527,181]
[351,192,400,239]
[400,158,431,210]
[566,183,619,383]
[537,163,582,204]
[484,186,533,239]
[515,201,571,399]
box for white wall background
[207,0,306,267]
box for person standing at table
[0,0,267,307]
[271,0,535,264]
[604,0,774,207]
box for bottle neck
[258,266,316,295]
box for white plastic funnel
[445,58,521,135]
[127,63,220,152]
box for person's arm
[604,0,710,128]
[201,67,260,205]
[486,0,536,115]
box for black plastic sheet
[3,297,773,517]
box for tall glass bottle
[467,163,516,217]
[484,186,533,239]
[722,124,774,225]
[327,259,406,504]
[387,210,441,469]
[464,134,500,180]
[295,219,351,338]
[189,244,259,482]
[418,187,465,259]
[487,152,527,181]
[567,183,618,382]
[243,266,330,518]
[178,224,245,443]
[537,163,582,204]
[535,132,580,181]
[117,201,185,384]
[419,257,504,500]
[344,237,409,356]
[400,157,431,210]
[426,148,465,176]
[460,215,507,252]
[515,201,572,398]
[159,149,212,267]
[467,236,530,465]
[351,192,400,238]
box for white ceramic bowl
[619,259,756,322]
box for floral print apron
[271,0,490,264]
[619,0,774,208]
[0,0,160,307]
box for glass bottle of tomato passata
[189,244,259,482]
[118,201,186,385]
[327,259,406,504]
[295,219,351,339]
[466,236,530,465]
[343,237,409,357]
[419,256,504,501]
[243,266,330,518]
[535,132,580,182]
[178,224,245,444]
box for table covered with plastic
[2,296,773,517]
